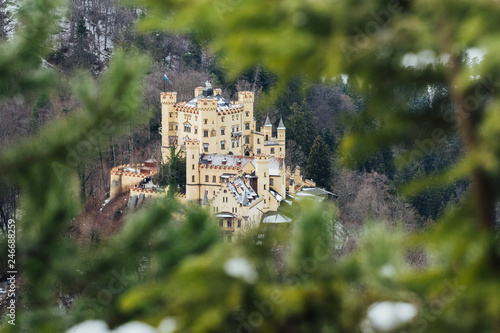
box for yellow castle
[161,83,287,236]
[110,82,315,239]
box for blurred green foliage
[1,0,500,332]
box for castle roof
[278,117,285,129]
[227,177,259,206]
[200,154,283,175]
[264,116,272,126]
[200,154,253,168]
[185,88,237,110]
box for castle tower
[277,117,286,158]
[262,116,272,141]
[238,91,255,152]
[185,140,201,201]
[161,92,177,163]
[254,154,270,211]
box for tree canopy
[2,0,500,332]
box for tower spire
[278,117,285,129]
[264,115,272,126]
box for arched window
[184,123,191,133]
[204,119,208,124]
[245,123,250,130]
[221,141,226,150]
[204,130,209,137]
[232,139,235,148]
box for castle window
[204,130,208,137]
[264,199,266,204]
[257,138,260,144]
[203,143,209,152]
[194,127,198,134]
[236,139,239,147]
[205,175,209,182]
[236,126,239,132]
[175,112,178,118]
[232,126,234,132]
[246,112,249,117]
[169,124,173,130]
[257,149,261,154]
[192,164,195,170]
[264,172,266,177]
[270,179,274,186]
[213,176,216,183]
[169,112,173,117]
[211,130,216,136]
[232,139,235,148]
[184,123,191,133]
[219,219,223,227]
[221,128,225,135]
[264,184,266,190]
[232,115,235,121]
[195,116,198,121]
[221,141,226,150]
[236,115,239,120]
[235,207,237,213]
[175,124,178,130]
[245,123,250,130]
[245,136,249,144]
[280,147,282,151]
[192,175,195,182]
[265,135,269,141]
[227,220,232,227]
[271,148,275,154]
[237,220,241,228]
[221,116,224,122]
[204,119,208,124]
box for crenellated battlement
[185,139,200,146]
[161,92,177,104]
[254,154,270,161]
[238,91,255,104]
[175,104,199,114]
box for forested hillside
[3,0,499,331]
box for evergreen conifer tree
[306,135,332,190]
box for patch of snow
[66,320,109,333]
[113,322,156,333]
[66,320,156,333]
[224,257,258,283]
[379,264,396,278]
[364,301,417,332]
[100,198,111,212]
[158,317,177,333]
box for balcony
[231,131,242,138]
